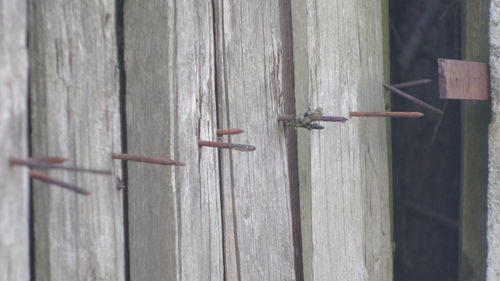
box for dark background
[389,1,462,280]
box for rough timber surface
[29,1,124,280]
[214,0,297,280]
[290,0,393,280]
[488,1,500,280]
[0,1,29,281]
[124,1,223,281]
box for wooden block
[438,58,489,100]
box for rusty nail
[29,170,91,195]
[198,140,256,152]
[216,128,245,135]
[29,156,68,164]
[111,153,185,166]
[278,114,347,122]
[391,79,431,89]
[349,111,424,118]
[9,158,112,175]
[383,83,443,115]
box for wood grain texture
[488,1,500,280]
[460,0,490,280]
[214,1,297,280]
[438,59,489,100]
[124,1,223,281]
[0,1,29,280]
[29,1,124,280]
[291,0,393,280]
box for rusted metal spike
[391,79,431,89]
[216,128,245,135]
[278,114,347,122]
[9,158,112,175]
[350,111,424,118]
[30,156,68,164]
[29,170,91,195]
[383,83,444,115]
[111,153,185,166]
[198,140,256,152]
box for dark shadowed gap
[389,0,462,280]
[115,0,129,280]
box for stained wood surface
[214,0,297,280]
[29,1,125,280]
[488,1,500,280]
[438,58,489,100]
[124,1,223,281]
[291,0,393,280]
[0,1,29,281]
[460,0,490,280]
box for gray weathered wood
[29,1,124,280]
[124,1,223,281]
[488,1,500,279]
[0,1,29,281]
[214,0,297,280]
[291,0,393,280]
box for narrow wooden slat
[29,1,124,280]
[124,1,223,280]
[291,0,393,280]
[438,58,489,100]
[214,0,297,280]
[0,1,29,280]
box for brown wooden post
[0,1,29,281]
[291,0,393,280]
[29,1,125,280]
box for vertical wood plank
[124,1,223,281]
[29,1,124,280]
[488,1,500,280]
[214,1,297,280]
[291,0,393,280]
[460,0,489,280]
[0,1,29,280]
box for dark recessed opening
[389,1,462,280]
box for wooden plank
[213,1,297,280]
[28,1,125,280]
[0,1,29,281]
[124,1,223,281]
[290,0,393,280]
[438,58,489,100]
[460,0,490,280]
[488,1,500,280]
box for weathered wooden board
[29,1,124,280]
[0,1,29,281]
[290,0,393,280]
[124,1,223,281]
[438,58,489,100]
[213,0,297,280]
[488,1,500,280]
[460,0,489,280]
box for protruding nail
[30,156,68,164]
[278,114,347,122]
[198,140,256,152]
[350,111,424,118]
[9,158,112,175]
[216,128,245,135]
[383,83,443,115]
[29,170,91,195]
[391,79,431,89]
[111,153,185,166]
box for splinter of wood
[9,158,112,175]
[111,153,185,166]
[383,83,444,115]
[438,58,489,100]
[216,128,245,135]
[391,79,431,89]
[198,140,256,152]
[350,112,424,118]
[29,170,91,195]
[278,114,347,122]
[29,156,68,164]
